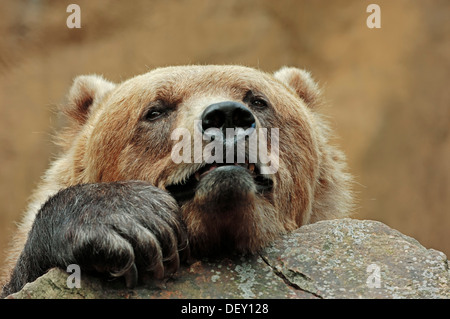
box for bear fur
[1,65,352,296]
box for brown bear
[1,65,352,296]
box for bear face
[55,65,352,255]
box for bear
[1,65,352,297]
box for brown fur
[1,65,352,286]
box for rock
[6,219,449,299]
[261,219,449,298]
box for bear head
[56,65,352,255]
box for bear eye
[142,101,170,122]
[250,97,268,109]
[145,110,163,121]
[244,90,270,110]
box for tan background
[1,0,449,271]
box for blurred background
[0,0,449,270]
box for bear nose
[201,101,256,133]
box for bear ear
[63,75,116,125]
[273,67,322,109]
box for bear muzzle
[166,100,274,206]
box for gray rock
[6,219,449,299]
[261,218,449,298]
